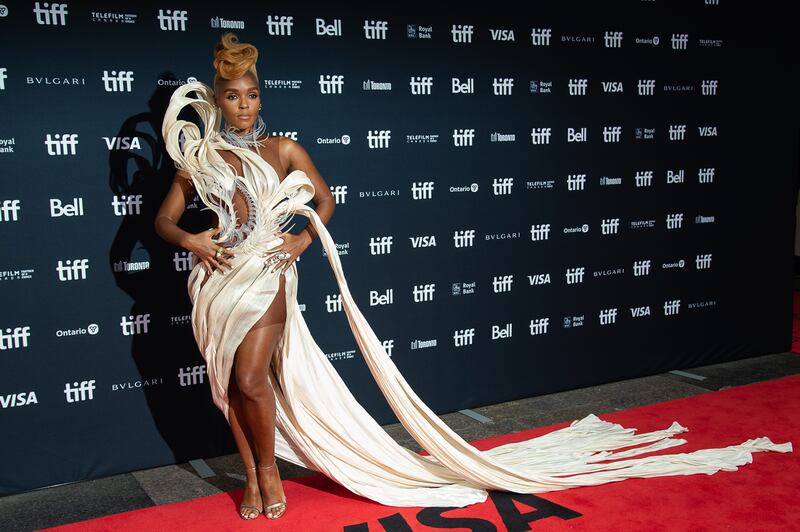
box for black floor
[3,351,799,532]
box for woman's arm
[154,169,195,248]
[279,137,336,244]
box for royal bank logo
[266,15,293,36]
[33,1,68,25]
[364,19,388,39]
[530,80,552,93]
[451,24,474,43]
[406,24,432,39]
[157,9,187,31]
[635,127,656,140]
[604,31,623,48]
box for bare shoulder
[278,136,314,172]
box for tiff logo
[112,195,143,216]
[452,24,474,43]
[369,236,393,255]
[671,33,689,50]
[57,258,89,281]
[666,213,684,229]
[604,31,623,48]
[33,2,68,25]
[367,130,391,148]
[492,275,513,293]
[701,80,718,95]
[530,223,550,241]
[635,170,654,187]
[364,19,388,39]
[157,9,187,31]
[454,229,476,248]
[531,28,552,46]
[454,328,476,346]
[530,317,549,335]
[568,78,588,95]
[331,185,348,204]
[0,199,21,222]
[696,253,712,269]
[698,167,715,183]
[102,70,134,92]
[668,124,687,140]
[45,133,78,155]
[266,15,293,36]
[664,299,681,316]
[319,74,344,94]
[567,174,586,191]
[411,181,434,200]
[178,365,206,386]
[412,284,435,302]
[565,267,585,284]
[603,126,622,142]
[492,77,513,95]
[0,67,7,90]
[638,79,655,95]
[325,293,343,312]
[599,307,618,325]
[531,127,552,145]
[410,76,433,95]
[453,128,475,146]
[0,326,31,350]
[64,380,95,403]
[633,259,651,276]
[601,218,620,235]
[120,314,150,335]
[174,251,194,272]
[492,177,513,195]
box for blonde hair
[213,32,259,90]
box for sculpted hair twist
[213,32,259,90]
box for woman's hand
[267,231,312,274]
[183,227,236,274]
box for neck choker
[220,115,269,151]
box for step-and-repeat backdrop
[0,1,795,495]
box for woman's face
[215,72,261,135]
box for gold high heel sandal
[239,465,262,520]
[258,459,287,519]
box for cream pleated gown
[161,81,792,508]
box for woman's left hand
[268,231,312,274]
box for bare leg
[231,273,288,518]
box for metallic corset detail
[221,180,258,248]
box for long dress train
[162,80,792,508]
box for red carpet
[42,375,798,532]
[793,291,800,353]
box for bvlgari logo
[26,74,86,86]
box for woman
[156,33,791,521]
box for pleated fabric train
[162,80,793,508]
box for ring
[214,248,223,259]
